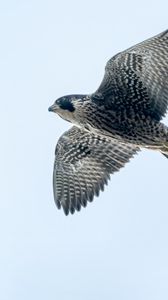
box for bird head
[48,94,89,124]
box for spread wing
[53,126,139,215]
[95,30,168,121]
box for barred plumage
[49,30,168,215]
[53,126,139,215]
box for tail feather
[161,143,168,158]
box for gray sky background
[1,1,168,299]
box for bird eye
[59,99,75,112]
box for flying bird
[49,30,168,215]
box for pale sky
[1,1,168,299]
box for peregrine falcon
[48,30,168,215]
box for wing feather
[95,30,168,121]
[53,126,139,215]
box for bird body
[49,30,168,215]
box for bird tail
[160,142,168,158]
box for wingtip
[63,206,69,216]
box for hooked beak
[48,103,58,112]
